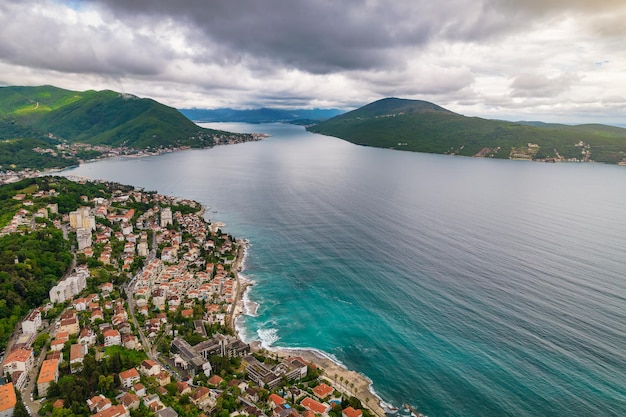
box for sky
[0,0,625,124]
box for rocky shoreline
[229,238,392,417]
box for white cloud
[0,0,624,123]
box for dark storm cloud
[87,0,457,73]
[1,0,624,122]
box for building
[160,207,172,228]
[3,348,35,376]
[0,383,17,417]
[119,368,141,389]
[70,344,86,373]
[193,334,250,360]
[90,404,129,417]
[170,338,211,377]
[313,383,334,400]
[301,397,330,415]
[21,309,42,334]
[140,360,161,377]
[58,316,80,336]
[243,355,307,390]
[77,227,93,250]
[137,241,148,257]
[49,270,88,304]
[37,358,60,396]
[342,407,363,417]
[119,392,140,410]
[104,329,121,347]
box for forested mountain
[308,98,626,164]
[0,86,254,171]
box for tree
[98,375,114,394]
[12,388,29,417]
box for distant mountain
[0,85,251,150]
[179,107,344,123]
[308,98,626,164]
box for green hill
[308,98,626,164]
[0,85,251,150]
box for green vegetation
[308,98,626,164]
[0,228,71,347]
[0,177,120,350]
[0,85,254,171]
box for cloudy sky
[0,0,625,124]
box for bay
[64,123,626,417]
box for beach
[230,238,389,417]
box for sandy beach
[229,239,388,417]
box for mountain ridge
[0,85,255,172]
[179,107,344,123]
[308,98,626,164]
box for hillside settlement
[0,177,382,417]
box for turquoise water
[64,123,626,416]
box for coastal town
[0,176,387,417]
[0,131,267,186]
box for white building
[137,241,148,257]
[160,207,173,228]
[77,227,92,250]
[104,329,121,347]
[49,270,88,304]
[21,309,42,334]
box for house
[155,407,178,417]
[88,395,112,412]
[2,348,34,376]
[119,392,140,410]
[90,404,129,417]
[79,327,97,346]
[342,407,363,417]
[268,393,286,408]
[50,338,66,352]
[133,383,146,397]
[122,334,138,350]
[0,383,17,417]
[70,344,86,373]
[191,387,211,405]
[157,370,171,386]
[101,282,114,295]
[140,359,161,376]
[58,316,80,335]
[37,358,60,396]
[245,387,260,403]
[104,329,121,347]
[91,309,104,323]
[301,397,330,415]
[119,368,141,388]
[313,383,334,400]
[177,381,192,395]
[207,375,223,386]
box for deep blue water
[64,123,626,417]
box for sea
[63,122,626,417]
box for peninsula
[0,85,260,180]
[307,98,626,165]
[0,176,395,417]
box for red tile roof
[343,406,363,417]
[269,393,286,406]
[301,397,328,414]
[313,383,334,399]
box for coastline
[229,238,392,417]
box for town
[0,176,380,417]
